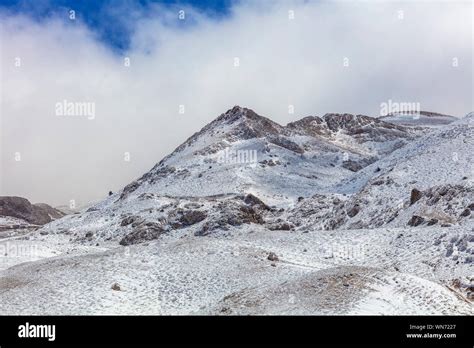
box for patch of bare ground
[210,266,376,315]
[0,276,31,292]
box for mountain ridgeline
[36,106,473,247]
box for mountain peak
[160,106,283,164]
[216,105,246,122]
[214,106,275,125]
[203,106,283,139]
[168,107,411,164]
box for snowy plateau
[1,106,473,315]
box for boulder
[178,210,207,227]
[410,189,423,205]
[243,194,270,210]
[347,204,360,218]
[408,215,425,227]
[267,252,279,261]
[119,221,165,245]
[460,209,471,217]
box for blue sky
[0,0,235,51]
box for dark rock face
[243,194,270,210]
[268,222,293,231]
[177,210,207,227]
[237,206,264,225]
[267,135,304,154]
[347,204,360,218]
[119,221,165,246]
[0,196,64,225]
[342,160,363,172]
[425,185,467,206]
[408,215,425,227]
[323,113,410,141]
[195,200,266,236]
[286,116,330,137]
[120,215,142,227]
[166,208,208,230]
[410,189,423,205]
[119,209,207,245]
[287,113,410,142]
[342,158,377,172]
[119,181,140,200]
[33,203,64,220]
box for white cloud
[1,0,472,206]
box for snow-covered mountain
[1,106,472,315]
[37,106,473,245]
[39,106,421,242]
[116,106,413,202]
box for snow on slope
[324,115,474,229]
[379,111,458,128]
[112,106,414,202]
[37,106,417,244]
[0,107,472,315]
[22,108,474,247]
[1,224,472,315]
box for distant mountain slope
[0,196,65,226]
[379,111,458,127]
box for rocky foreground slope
[0,106,472,315]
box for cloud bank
[1,0,472,206]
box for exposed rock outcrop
[0,196,64,225]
